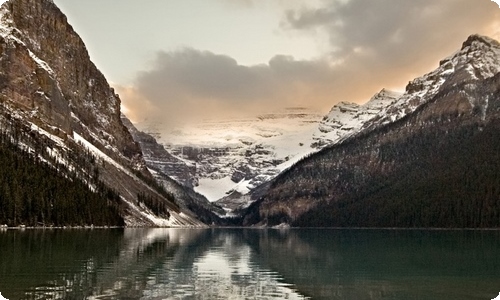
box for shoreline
[0,225,123,230]
[1,225,500,231]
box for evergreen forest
[0,115,124,227]
[293,120,500,228]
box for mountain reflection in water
[1,228,500,300]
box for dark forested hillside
[0,118,124,227]
[243,72,500,228]
[294,119,500,228]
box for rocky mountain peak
[369,88,401,102]
[358,34,500,133]
[312,88,401,148]
[439,34,500,83]
[363,89,401,111]
[0,0,143,164]
[461,34,500,51]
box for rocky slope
[122,115,230,225]
[122,115,196,188]
[0,0,204,227]
[312,89,401,148]
[359,34,500,133]
[242,34,500,227]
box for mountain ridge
[312,88,402,148]
[241,34,500,227]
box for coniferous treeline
[133,169,179,211]
[137,192,170,218]
[0,114,124,227]
[293,120,500,228]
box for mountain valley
[134,89,403,209]
[0,0,498,229]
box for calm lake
[0,228,500,300]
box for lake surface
[1,228,500,300]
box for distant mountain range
[133,90,403,207]
[135,108,323,201]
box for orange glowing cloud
[119,0,500,123]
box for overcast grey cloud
[284,0,499,66]
[120,0,500,122]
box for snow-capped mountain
[122,115,229,225]
[136,108,325,202]
[241,34,500,227]
[312,89,401,148]
[0,0,205,227]
[359,34,500,133]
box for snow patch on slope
[74,132,133,177]
[30,123,66,148]
[313,89,401,147]
[28,49,55,76]
[74,132,205,227]
[121,197,201,227]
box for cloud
[121,0,500,123]
[119,49,338,123]
[285,0,499,66]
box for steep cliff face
[0,2,72,133]
[122,115,197,188]
[0,0,204,227]
[1,0,142,163]
[243,35,500,227]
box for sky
[48,0,500,123]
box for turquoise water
[0,228,500,299]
